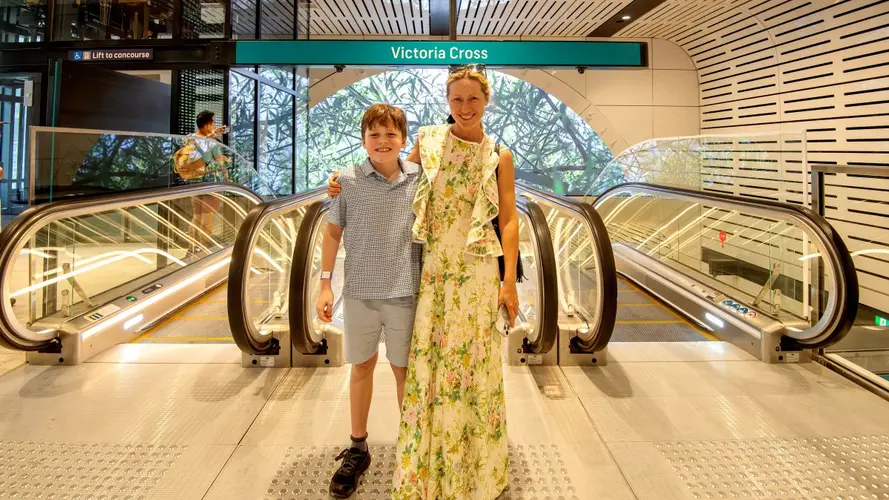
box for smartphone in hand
[498,304,511,337]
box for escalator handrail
[0,182,263,352]
[511,198,559,354]
[227,187,327,356]
[593,182,859,348]
[289,200,328,355]
[516,183,618,352]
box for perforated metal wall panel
[618,0,889,168]
[176,70,225,136]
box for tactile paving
[658,435,889,499]
[0,441,183,499]
[264,444,580,500]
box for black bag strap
[494,143,500,179]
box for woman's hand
[327,171,342,197]
[498,281,519,327]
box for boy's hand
[327,171,342,197]
[317,288,334,322]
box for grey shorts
[343,296,417,367]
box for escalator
[227,185,620,367]
[0,183,264,364]
[515,185,617,365]
[591,182,859,362]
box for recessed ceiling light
[622,15,631,20]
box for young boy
[316,103,422,499]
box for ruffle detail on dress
[411,124,503,257]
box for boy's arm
[317,186,345,321]
[317,223,342,322]
[320,223,343,287]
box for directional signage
[69,49,154,62]
[235,40,647,68]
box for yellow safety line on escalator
[131,314,179,343]
[619,278,718,341]
[171,315,229,321]
[615,320,687,324]
[130,284,229,343]
[136,336,233,343]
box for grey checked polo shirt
[326,158,423,300]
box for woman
[331,66,520,499]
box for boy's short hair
[196,110,215,129]
[361,103,408,140]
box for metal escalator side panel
[517,199,558,354]
[227,188,327,356]
[594,182,858,349]
[288,201,327,355]
[0,182,263,352]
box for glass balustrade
[29,127,276,205]
[595,184,854,346]
[1,184,261,348]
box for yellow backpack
[173,139,208,180]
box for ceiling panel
[304,0,429,36]
[457,0,633,37]
[251,0,636,38]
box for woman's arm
[496,149,520,324]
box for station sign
[69,48,154,62]
[235,40,647,68]
[721,299,757,319]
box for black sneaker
[329,447,371,498]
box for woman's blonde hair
[446,67,491,100]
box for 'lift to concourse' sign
[235,40,647,68]
[69,49,154,62]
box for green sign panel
[235,40,647,68]
[876,315,889,327]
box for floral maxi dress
[393,125,509,500]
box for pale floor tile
[240,365,403,447]
[608,436,889,500]
[0,442,237,500]
[0,341,887,500]
[0,347,25,377]
[579,393,802,442]
[562,359,862,399]
[0,363,286,445]
[575,361,889,443]
[88,343,243,364]
[606,341,755,363]
[218,365,636,500]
